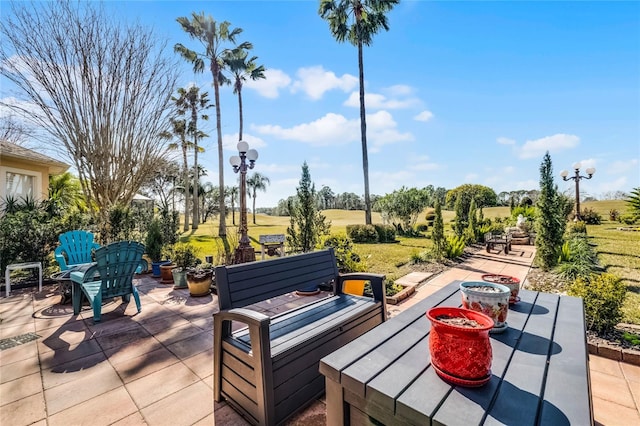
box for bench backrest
[215,248,339,310]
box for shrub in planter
[568,273,626,334]
[171,242,200,289]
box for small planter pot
[151,260,170,277]
[159,263,176,284]
[186,269,213,297]
[172,267,188,289]
[481,274,521,304]
[460,281,510,333]
[426,306,494,387]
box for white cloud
[244,69,291,98]
[257,163,301,174]
[607,158,638,174]
[409,155,441,171]
[252,110,413,151]
[291,66,357,100]
[518,133,580,159]
[252,113,359,146]
[414,110,434,122]
[383,85,414,96]
[344,91,420,110]
[366,110,414,152]
[497,137,516,145]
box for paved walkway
[1,245,638,425]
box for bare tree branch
[0,0,178,225]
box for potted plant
[159,245,176,284]
[145,217,168,277]
[426,306,494,387]
[171,242,200,289]
[186,263,214,297]
[481,274,521,304]
[460,281,511,333]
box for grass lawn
[179,200,639,325]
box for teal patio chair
[55,230,101,271]
[70,241,145,323]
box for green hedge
[346,224,379,243]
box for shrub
[578,208,601,225]
[346,224,379,243]
[414,222,429,233]
[424,209,436,227]
[568,273,626,333]
[145,217,164,262]
[444,235,466,259]
[619,214,638,225]
[554,235,598,281]
[172,242,200,269]
[566,221,587,236]
[373,224,396,243]
[385,281,404,297]
[320,234,365,273]
[609,209,620,221]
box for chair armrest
[54,246,69,271]
[338,273,386,302]
[70,264,99,284]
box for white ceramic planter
[460,281,510,333]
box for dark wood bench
[485,231,512,254]
[213,248,387,425]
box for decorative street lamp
[230,141,258,264]
[560,162,596,221]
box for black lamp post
[560,162,596,221]
[230,141,258,264]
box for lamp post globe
[231,141,258,264]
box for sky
[2,0,639,208]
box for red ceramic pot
[481,274,521,304]
[426,306,494,387]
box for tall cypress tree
[432,199,446,258]
[453,196,465,237]
[287,162,330,253]
[535,151,566,270]
[465,198,478,243]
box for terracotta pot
[426,306,494,387]
[186,269,213,297]
[460,281,510,332]
[159,263,176,284]
[481,274,521,304]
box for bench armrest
[215,307,270,328]
[338,273,386,303]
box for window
[0,166,42,201]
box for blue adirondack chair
[70,241,145,322]
[55,230,101,271]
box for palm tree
[227,185,239,225]
[224,49,266,141]
[172,86,211,230]
[246,172,270,224]
[175,13,251,239]
[161,117,192,231]
[319,0,398,225]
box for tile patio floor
[1,245,638,425]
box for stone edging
[386,284,416,305]
[588,342,640,366]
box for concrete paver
[0,244,637,425]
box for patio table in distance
[320,280,593,425]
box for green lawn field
[179,200,639,324]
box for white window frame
[0,165,43,201]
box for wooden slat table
[320,281,593,425]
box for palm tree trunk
[358,40,372,225]
[232,194,236,225]
[192,109,199,230]
[238,90,243,141]
[252,193,257,224]
[212,61,227,238]
[182,145,190,231]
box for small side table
[4,262,42,297]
